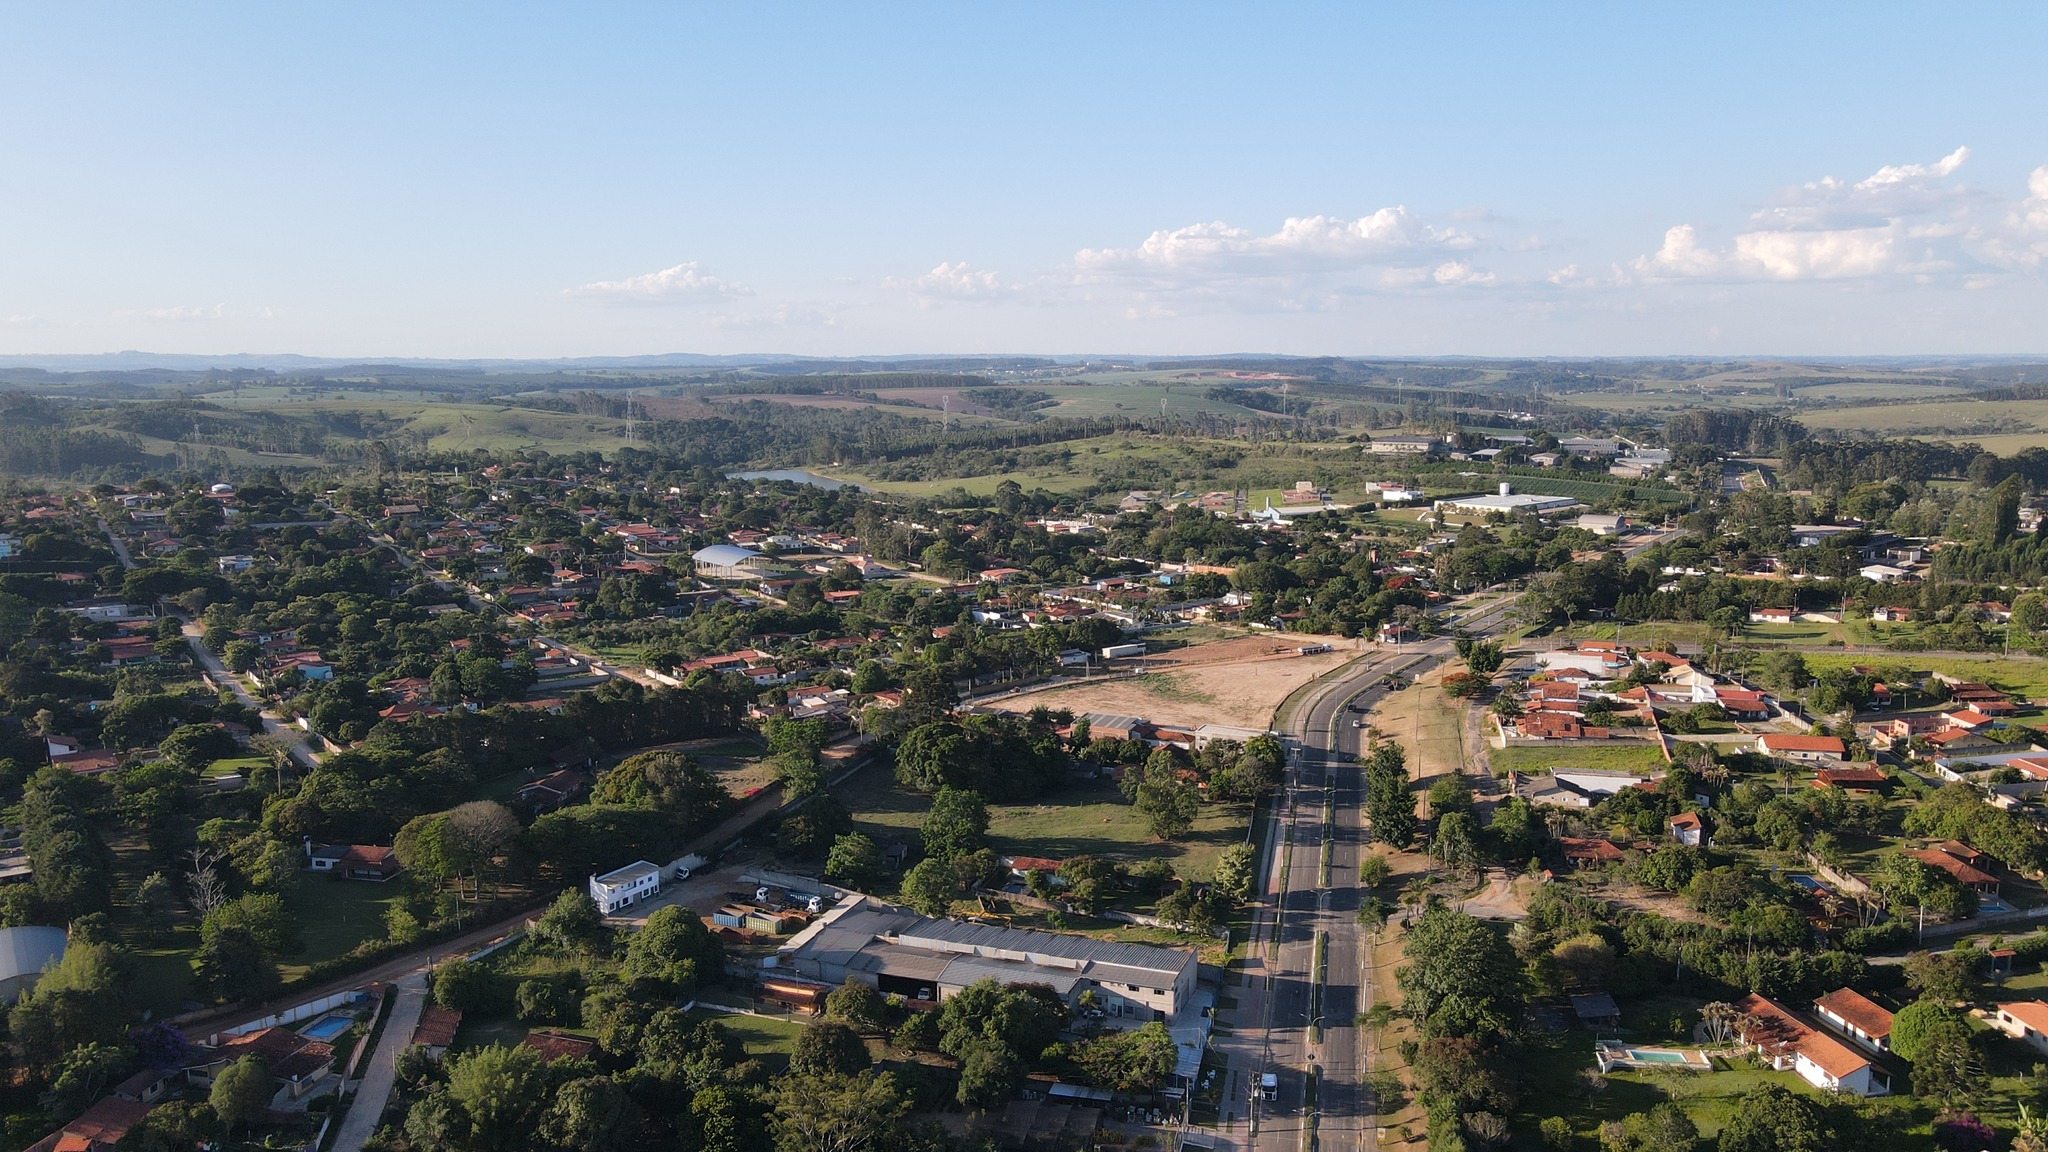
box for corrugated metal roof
[0,925,66,987]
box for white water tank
[1499,482,1511,496]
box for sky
[3,3,2046,360]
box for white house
[1668,812,1704,847]
[1757,733,1848,763]
[1813,988,1892,1053]
[1737,993,1890,1097]
[1995,1001,2048,1056]
[590,860,662,914]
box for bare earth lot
[987,633,1362,730]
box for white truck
[1259,1072,1279,1102]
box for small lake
[727,469,867,491]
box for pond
[727,469,866,491]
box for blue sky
[3,4,2045,358]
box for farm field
[985,633,1361,731]
[1796,396,2048,448]
[196,390,641,453]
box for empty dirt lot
[986,633,1362,730]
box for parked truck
[669,852,711,881]
[755,885,827,914]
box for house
[516,769,588,812]
[522,1029,600,1064]
[1668,812,1704,847]
[780,894,1200,1025]
[1924,728,2000,754]
[1757,734,1847,763]
[1734,993,1890,1097]
[187,1025,336,1099]
[1558,837,1626,865]
[1813,766,1890,793]
[1813,988,1893,1053]
[411,1004,461,1059]
[979,567,1028,584]
[589,860,662,914]
[1363,434,1444,456]
[1911,847,2000,895]
[308,844,403,882]
[1870,605,1913,623]
[1748,606,1795,624]
[1995,1001,2048,1055]
[21,1097,155,1152]
[1712,688,1770,721]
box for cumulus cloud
[567,261,750,302]
[1627,146,2048,282]
[1073,207,1478,284]
[889,261,1007,302]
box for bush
[431,958,494,1013]
[515,978,575,1024]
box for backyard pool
[300,1015,352,1041]
[1628,1049,1690,1063]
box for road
[1207,590,1519,1152]
[331,977,426,1152]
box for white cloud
[1432,260,1496,286]
[1630,147,2010,281]
[891,261,1006,302]
[567,262,750,302]
[1073,207,1477,284]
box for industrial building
[1432,482,1580,517]
[692,544,787,582]
[777,895,1200,1025]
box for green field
[835,766,1254,885]
[277,878,411,981]
[1796,396,2048,450]
[1488,742,1669,777]
[683,1009,806,1070]
[1801,653,2048,701]
[196,389,643,453]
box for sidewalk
[331,977,426,1152]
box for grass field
[684,1009,806,1070]
[1802,653,2048,701]
[835,766,1253,884]
[196,389,642,454]
[1488,742,1669,777]
[278,878,410,981]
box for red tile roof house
[1813,766,1890,792]
[1668,812,1704,846]
[516,769,589,813]
[1995,1001,2048,1056]
[1911,847,2000,895]
[1734,993,1890,1097]
[22,1097,155,1152]
[307,844,404,882]
[1813,988,1893,1053]
[411,1004,462,1059]
[1755,734,1847,763]
[186,1025,336,1100]
[522,1029,599,1064]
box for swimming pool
[1628,1049,1690,1063]
[300,1014,352,1041]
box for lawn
[278,878,412,981]
[684,1009,805,1071]
[203,753,269,780]
[1488,743,1669,778]
[834,767,1255,885]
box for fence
[209,988,374,1044]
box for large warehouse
[1432,482,1581,517]
[692,544,787,582]
[778,895,1200,1026]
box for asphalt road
[1206,595,1516,1152]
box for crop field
[1796,396,2048,447]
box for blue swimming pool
[300,1014,352,1040]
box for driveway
[331,977,426,1152]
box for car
[1351,719,1364,728]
